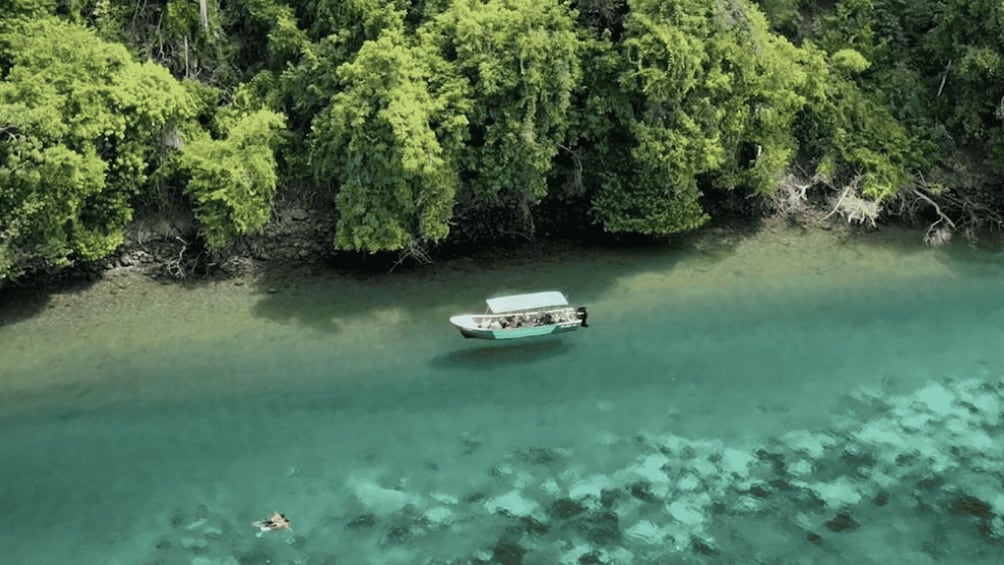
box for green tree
[310,30,469,252]
[794,43,913,201]
[175,109,286,248]
[427,0,583,202]
[0,17,194,280]
[593,0,808,235]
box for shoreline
[0,216,970,325]
[0,213,918,295]
[0,217,977,366]
[14,185,1004,300]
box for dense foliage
[175,108,286,248]
[3,0,1004,281]
[591,0,809,234]
[0,16,195,277]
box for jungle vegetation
[2,0,1004,281]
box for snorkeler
[252,512,291,536]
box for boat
[449,291,589,340]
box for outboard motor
[575,306,589,328]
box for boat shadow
[429,338,569,370]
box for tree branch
[165,236,189,279]
[389,240,433,273]
[821,183,854,222]
[937,59,952,98]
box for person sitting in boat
[252,512,291,535]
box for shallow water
[2,227,1004,564]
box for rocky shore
[111,196,336,280]
[8,187,1002,296]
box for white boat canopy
[486,291,569,314]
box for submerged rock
[549,498,587,520]
[507,515,550,536]
[382,524,415,546]
[691,535,716,555]
[840,448,878,470]
[600,488,624,509]
[170,510,186,527]
[747,483,772,499]
[917,478,948,501]
[462,437,483,455]
[490,539,525,565]
[628,481,658,503]
[489,464,513,478]
[755,448,789,477]
[949,495,993,519]
[825,512,859,532]
[575,509,621,545]
[768,478,795,492]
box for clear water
[2,228,1003,564]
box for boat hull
[450,314,582,341]
[457,323,581,340]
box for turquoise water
[2,228,1004,564]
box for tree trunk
[198,0,209,34]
